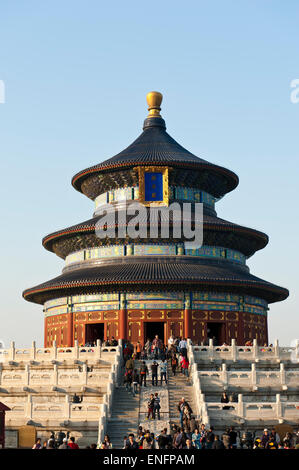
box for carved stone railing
[205,394,299,423]
[196,364,299,391]
[192,339,299,363]
[97,341,123,444]
[0,340,119,364]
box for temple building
[23,92,289,347]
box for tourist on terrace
[261,429,270,448]
[132,368,140,395]
[139,361,148,387]
[199,423,207,449]
[266,437,278,449]
[174,428,187,449]
[58,438,69,449]
[124,368,133,392]
[211,435,225,449]
[151,361,159,386]
[221,391,230,409]
[68,436,79,449]
[222,429,230,449]
[142,431,154,449]
[181,355,189,377]
[152,335,163,359]
[32,438,42,449]
[153,392,161,420]
[147,393,155,420]
[179,338,187,357]
[157,428,170,449]
[228,426,238,449]
[206,426,215,449]
[177,397,192,428]
[168,334,175,348]
[110,336,117,346]
[125,434,139,450]
[282,431,294,448]
[192,429,201,449]
[184,438,194,449]
[100,434,112,449]
[135,341,142,359]
[170,353,178,376]
[160,359,167,385]
[269,428,280,445]
[125,355,134,373]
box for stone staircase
[168,364,197,427]
[105,385,140,449]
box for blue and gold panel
[144,172,163,201]
[137,166,169,206]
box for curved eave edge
[71,161,239,195]
[42,223,268,255]
[23,280,289,305]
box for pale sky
[0,1,298,347]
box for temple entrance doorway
[207,322,225,346]
[144,322,165,345]
[85,323,105,344]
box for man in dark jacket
[125,434,139,449]
[157,429,170,449]
[139,362,148,387]
[151,361,158,386]
[212,435,225,449]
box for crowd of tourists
[32,335,299,450]
[32,426,299,449]
[123,335,190,393]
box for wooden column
[184,294,192,339]
[44,316,48,348]
[119,293,127,340]
[67,312,73,346]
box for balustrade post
[53,364,58,386]
[251,363,257,390]
[276,393,282,420]
[221,363,228,389]
[10,341,15,361]
[237,394,244,417]
[231,339,237,362]
[74,340,79,359]
[31,341,36,360]
[274,339,280,361]
[65,394,71,419]
[26,394,32,419]
[96,339,101,358]
[25,364,30,386]
[208,339,214,361]
[280,363,287,390]
[83,363,88,385]
[253,339,259,362]
[52,341,57,360]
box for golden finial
[146,91,163,118]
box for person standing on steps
[147,394,155,420]
[139,361,149,387]
[132,368,140,395]
[178,397,192,429]
[181,355,189,378]
[160,359,167,385]
[171,354,178,376]
[153,392,161,420]
[135,341,142,359]
[179,338,188,357]
[151,360,158,386]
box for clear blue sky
[0,1,298,347]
